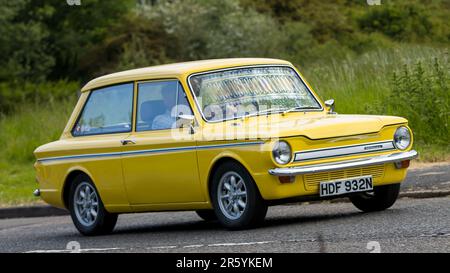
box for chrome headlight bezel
[272,140,292,165]
[394,126,411,150]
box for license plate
[319,175,373,197]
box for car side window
[72,83,133,136]
[137,81,193,131]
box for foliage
[0,81,79,114]
[303,45,449,160]
[78,15,173,78]
[0,100,77,205]
[0,161,39,205]
[376,57,449,146]
[140,0,285,60]
[0,0,54,82]
[0,99,77,164]
[0,0,133,82]
[1,0,449,84]
[357,2,435,42]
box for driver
[152,88,176,130]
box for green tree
[0,0,54,82]
[357,2,434,42]
[0,0,134,82]
[139,0,285,61]
[78,14,174,78]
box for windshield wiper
[240,106,317,120]
[282,106,318,115]
[256,107,286,116]
[239,107,286,120]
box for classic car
[34,58,418,235]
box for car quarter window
[72,83,133,136]
[137,81,193,132]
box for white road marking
[25,247,123,253]
[207,241,276,247]
[183,244,204,248]
[24,238,317,252]
[420,233,450,237]
[417,171,446,177]
[148,245,177,249]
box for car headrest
[140,100,166,124]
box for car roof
[80,58,292,92]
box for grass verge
[0,162,40,206]
[0,99,76,206]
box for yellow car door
[69,83,135,209]
[121,80,203,205]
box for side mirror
[177,114,196,134]
[325,99,336,114]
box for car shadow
[107,208,399,236]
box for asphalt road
[403,163,450,192]
[0,163,448,253]
[0,196,448,253]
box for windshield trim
[186,64,324,123]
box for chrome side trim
[37,141,264,163]
[269,150,418,176]
[294,141,395,162]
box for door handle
[121,139,136,145]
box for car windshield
[188,66,322,121]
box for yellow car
[34,58,418,235]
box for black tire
[349,183,400,212]
[210,161,268,230]
[195,210,217,221]
[68,174,118,236]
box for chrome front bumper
[269,150,418,176]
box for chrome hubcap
[217,171,247,220]
[74,182,99,226]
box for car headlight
[394,126,411,150]
[272,140,292,165]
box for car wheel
[195,210,217,221]
[349,183,400,212]
[68,174,118,236]
[211,161,268,230]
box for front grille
[304,164,385,191]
